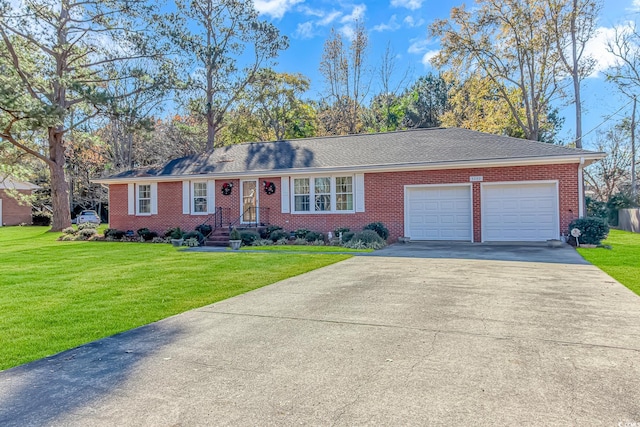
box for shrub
[79,228,97,238]
[269,229,289,242]
[275,238,288,245]
[292,238,308,245]
[105,228,126,239]
[342,239,386,250]
[183,231,205,245]
[195,224,212,236]
[230,228,242,241]
[165,227,184,239]
[586,196,607,220]
[252,239,273,246]
[264,225,283,238]
[32,212,52,226]
[351,230,384,245]
[77,222,98,230]
[137,228,158,241]
[342,231,355,242]
[62,227,75,235]
[183,237,200,247]
[294,228,310,238]
[568,217,609,245]
[151,237,167,244]
[363,222,389,240]
[310,239,326,246]
[305,231,324,242]
[334,227,350,236]
[239,230,260,246]
[607,193,635,226]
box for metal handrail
[228,206,270,230]
[198,207,225,238]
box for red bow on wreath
[221,182,233,195]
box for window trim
[291,175,355,214]
[136,183,152,216]
[191,180,208,215]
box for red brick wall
[0,190,33,226]
[108,163,580,241]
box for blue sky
[252,0,640,147]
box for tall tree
[606,22,640,201]
[430,0,560,141]
[375,43,411,131]
[403,73,451,129]
[163,0,288,150]
[546,0,601,148]
[0,0,163,230]
[319,23,369,135]
[248,69,314,141]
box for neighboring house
[0,178,39,226]
[94,128,605,242]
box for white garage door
[405,185,472,241]
[482,182,558,242]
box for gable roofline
[0,177,40,190]
[93,153,604,184]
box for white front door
[482,182,559,242]
[241,180,258,224]
[405,185,472,241]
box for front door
[241,180,258,224]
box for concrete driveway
[2,243,640,426]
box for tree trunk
[48,127,71,231]
[631,96,637,202]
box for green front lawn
[0,226,350,370]
[578,229,640,296]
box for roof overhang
[92,153,606,185]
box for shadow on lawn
[0,322,183,426]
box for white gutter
[92,153,606,185]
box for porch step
[205,229,230,247]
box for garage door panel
[482,183,558,242]
[406,186,471,241]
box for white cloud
[373,15,400,32]
[583,24,634,77]
[340,4,366,23]
[630,0,640,11]
[391,0,424,11]
[408,38,430,54]
[318,10,342,26]
[298,5,325,17]
[295,21,316,39]
[254,0,304,19]
[421,50,439,66]
[403,15,424,28]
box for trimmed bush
[165,227,184,239]
[105,228,126,239]
[77,222,98,230]
[275,238,288,245]
[351,230,384,245]
[252,239,273,246]
[62,227,75,235]
[230,228,242,241]
[183,237,200,247]
[137,228,158,241]
[269,229,289,242]
[568,217,609,245]
[363,222,389,240]
[292,238,308,245]
[183,231,205,245]
[342,231,355,243]
[305,231,324,242]
[263,225,283,239]
[294,228,310,239]
[334,227,350,236]
[195,224,212,236]
[239,230,260,246]
[32,212,52,226]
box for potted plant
[229,227,242,250]
[170,227,184,247]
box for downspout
[578,157,585,218]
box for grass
[577,229,640,296]
[0,226,351,370]
[240,245,373,253]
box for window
[294,178,310,211]
[292,176,354,213]
[335,177,353,211]
[138,184,151,214]
[193,182,207,213]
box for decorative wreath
[263,180,276,195]
[221,182,233,195]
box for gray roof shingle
[103,128,603,180]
